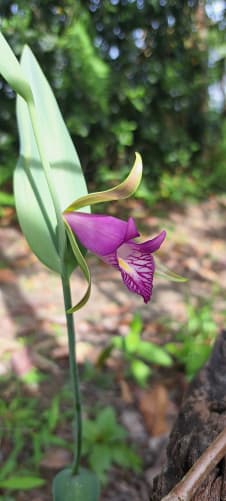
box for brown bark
[150,330,226,500]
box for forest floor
[0,195,226,500]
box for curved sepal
[155,257,188,282]
[64,221,91,312]
[52,467,100,501]
[64,152,142,213]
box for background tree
[0,0,225,208]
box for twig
[161,426,226,501]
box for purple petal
[131,230,166,253]
[101,251,119,268]
[65,212,139,255]
[125,217,139,241]
[117,243,155,303]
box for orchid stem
[61,274,82,475]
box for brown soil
[0,196,226,500]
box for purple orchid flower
[65,212,166,303]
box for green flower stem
[61,274,82,475]
[28,101,66,263]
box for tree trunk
[150,330,226,500]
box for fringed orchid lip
[64,212,166,303]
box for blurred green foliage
[97,313,173,387]
[0,376,140,496]
[97,300,222,384]
[83,406,141,484]
[166,301,219,379]
[0,1,226,205]
[0,380,70,495]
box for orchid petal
[64,152,142,213]
[131,230,166,253]
[101,251,119,268]
[117,244,155,303]
[64,213,139,255]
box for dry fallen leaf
[40,448,71,469]
[119,379,134,404]
[0,268,16,283]
[138,384,171,436]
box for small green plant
[82,361,114,389]
[166,302,218,379]
[82,406,141,484]
[98,314,172,387]
[0,380,71,494]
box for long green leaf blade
[14,156,61,272]
[14,45,89,273]
[0,32,33,102]
[0,475,46,490]
[20,45,89,213]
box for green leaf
[185,344,212,378]
[130,313,143,335]
[165,342,182,357]
[112,315,142,355]
[124,314,143,354]
[0,32,33,103]
[130,359,151,386]
[14,157,61,273]
[0,433,24,480]
[0,475,46,490]
[95,344,114,368]
[52,468,100,501]
[21,46,88,211]
[137,341,173,366]
[14,45,89,273]
[83,420,99,444]
[112,335,124,350]
[47,395,60,431]
[95,407,116,434]
[0,191,14,206]
[111,445,141,471]
[89,444,112,476]
[95,407,126,440]
[21,367,45,384]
